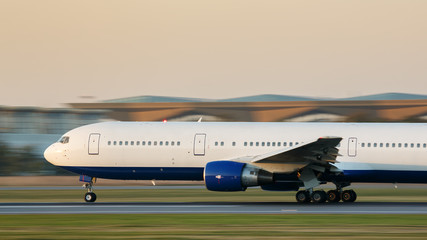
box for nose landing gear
[80,175,97,202]
[84,192,97,202]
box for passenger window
[160,141,163,146]
[136,141,140,145]
[154,141,157,146]
[272,142,276,147]
[108,141,111,145]
[142,141,146,146]
[361,143,365,147]
[244,142,248,146]
[411,143,414,148]
[250,142,253,146]
[392,143,395,148]
[424,143,427,148]
[398,143,402,148]
[417,143,420,148]
[177,141,181,146]
[256,142,259,147]
[289,142,293,147]
[148,141,151,146]
[373,143,377,147]
[165,141,169,146]
[278,142,281,147]
[367,143,371,147]
[119,141,123,146]
[283,142,287,147]
[404,143,408,148]
[171,141,175,146]
[295,142,298,145]
[131,141,134,146]
[215,142,218,146]
[262,142,265,147]
[380,143,383,148]
[267,142,270,147]
[232,142,236,146]
[386,143,389,148]
[221,142,224,146]
[113,141,117,146]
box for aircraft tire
[296,190,311,203]
[342,190,357,202]
[85,192,97,202]
[327,190,341,202]
[312,190,327,203]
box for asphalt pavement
[1,202,427,214]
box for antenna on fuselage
[197,117,203,122]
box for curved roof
[102,93,427,103]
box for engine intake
[204,161,274,191]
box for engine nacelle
[204,161,273,191]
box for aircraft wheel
[327,190,341,202]
[312,190,327,203]
[85,192,97,202]
[342,190,357,202]
[296,190,311,203]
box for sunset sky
[1,1,427,107]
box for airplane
[44,121,427,203]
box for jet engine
[204,161,273,191]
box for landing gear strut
[81,176,97,202]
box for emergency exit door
[194,134,206,156]
[88,133,101,155]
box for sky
[1,0,427,107]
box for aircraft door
[88,133,101,155]
[348,137,357,157]
[194,134,206,156]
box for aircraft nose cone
[44,144,57,165]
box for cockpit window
[58,136,70,144]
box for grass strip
[1,214,427,239]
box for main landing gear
[295,189,357,203]
[81,175,97,202]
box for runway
[2,202,427,214]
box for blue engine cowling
[204,161,273,191]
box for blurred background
[2,92,427,176]
[1,1,427,177]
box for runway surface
[2,202,427,214]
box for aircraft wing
[231,137,343,172]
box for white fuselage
[44,122,427,183]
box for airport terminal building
[69,93,427,123]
